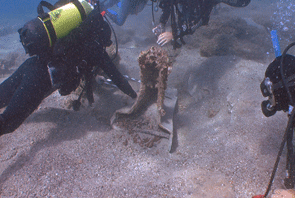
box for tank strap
[37,1,55,15]
[38,13,57,47]
[37,1,57,47]
[72,0,87,21]
[36,0,88,47]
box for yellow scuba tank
[18,0,94,56]
[42,0,93,46]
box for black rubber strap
[45,20,57,46]
[37,1,54,15]
[72,0,87,21]
[272,74,295,91]
[39,13,57,47]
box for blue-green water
[0,0,56,27]
[271,0,295,42]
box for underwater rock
[190,16,272,60]
[111,46,176,150]
[200,34,233,57]
[114,27,135,45]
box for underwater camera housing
[260,44,295,117]
[18,0,93,56]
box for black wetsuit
[158,0,251,47]
[0,55,52,134]
[52,7,137,100]
[159,0,212,25]
[0,6,136,135]
[159,0,216,38]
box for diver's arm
[99,52,137,98]
[159,0,171,25]
[153,0,171,36]
[177,1,214,38]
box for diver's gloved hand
[157,32,173,46]
[152,23,165,36]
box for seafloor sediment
[0,1,293,197]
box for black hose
[280,42,295,106]
[264,107,295,197]
[263,42,295,197]
[103,15,119,62]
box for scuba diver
[99,0,149,26]
[152,0,251,48]
[0,0,137,135]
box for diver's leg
[0,58,52,135]
[106,0,130,26]
[117,0,131,24]
[0,57,37,109]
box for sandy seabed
[0,1,294,197]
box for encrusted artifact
[111,46,177,150]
